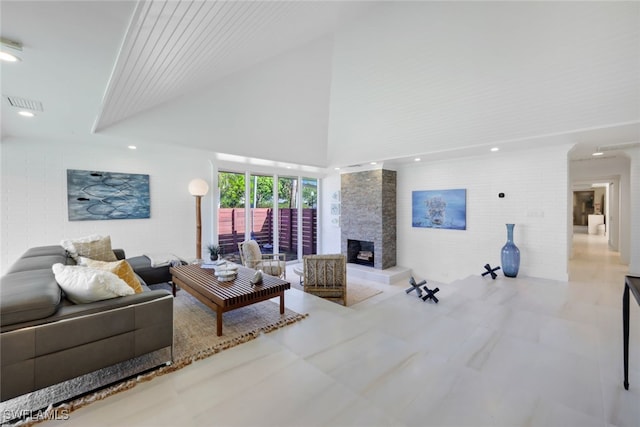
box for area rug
[291,279,382,306]
[0,284,307,426]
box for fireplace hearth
[348,239,374,267]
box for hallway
[569,230,629,285]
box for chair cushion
[258,260,283,277]
[241,241,262,267]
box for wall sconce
[188,178,209,260]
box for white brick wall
[1,136,214,274]
[396,145,571,283]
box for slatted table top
[170,264,290,308]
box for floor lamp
[188,178,209,261]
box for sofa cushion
[52,263,134,304]
[79,258,143,294]
[6,254,70,274]
[0,270,62,326]
[126,256,173,285]
[60,235,117,262]
[21,245,69,259]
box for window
[278,176,299,261]
[301,178,318,255]
[217,170,317,263]
[217,171,246,262]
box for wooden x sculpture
[406,276,427,298]
[481,264,501,280]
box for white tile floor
[47,232,640,427]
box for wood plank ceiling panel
[93,0,353,132]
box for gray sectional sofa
[0,245,174,402]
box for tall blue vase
[501,223,520,277]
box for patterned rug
[290,279,382,306]
[0,284,307,425]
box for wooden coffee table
[170,264,290,336]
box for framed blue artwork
[67,169,150,221]
[412,189,466,230]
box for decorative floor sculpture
[421,285,439,303]
[482,264,501,280]
[406,276,440,303]
[406,276,427,298]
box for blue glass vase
[501,223,520,277]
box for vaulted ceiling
[1,1,638,169]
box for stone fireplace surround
[341,169,396,270]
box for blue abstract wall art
[67,169,150,221]
[412,189,466,230]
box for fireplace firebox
[347,239,374,267]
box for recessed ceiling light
[370,162,377,165]
[491,147,499,152]
[414,157,421,162]
[334,167,340,170]
[592,152,604,156]
[128,145,137,150]
[0,51,19,62]
[1,38,23,62]
[18,110,34,117]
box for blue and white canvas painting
[67,169,150,221]
[412,189,466,230]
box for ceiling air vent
[5,95,44,112]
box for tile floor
[47,232,639,426]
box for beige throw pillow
[61,234,118,262]
[79,257,143,294]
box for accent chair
[303,254,347,305]
[237,240,286,279]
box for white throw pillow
[52,263,134,304]
[60,234,117,262]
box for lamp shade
[188,178,209,196]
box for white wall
[0,136,215,274]
[327,1,640,167]
[395,145,571,283]
[319,172,341,254]
[629,149,640,276]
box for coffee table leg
[280,292,285,314]
[217,309,223,337]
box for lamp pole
[195,195,203,260]
[188,178,209,261]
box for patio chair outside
[237,240,286,279]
